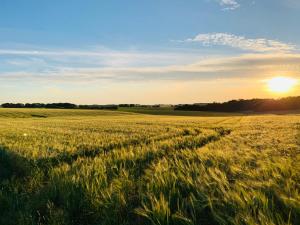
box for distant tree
[79,105,118,110]
[174,96,300,112]
[45,103,77,109]
[1,102,118,110]
[119,104,137,107]
[1,103,25,108]
[25,103,45,108]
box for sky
[1,0,300,104]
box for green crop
[0,108,299,225]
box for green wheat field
[0,108,299,225]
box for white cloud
[218,0,240,10]
[184,33,295,53]
[1,53,300,82]
[1,44,299,85]
[0,48,203,68]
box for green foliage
[0,108,299,225]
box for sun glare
[267,77,298,93]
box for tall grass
[0,109,299,225]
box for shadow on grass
[0,146,106,225]
[0,146,33,181]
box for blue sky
[1,0,300,104]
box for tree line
[174,96,300,112]
[1,103,118,110]
[0,103,170,109]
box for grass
[0,108,299,225]
[0,108,130,118]
[118,106,242,116]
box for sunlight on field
[0,108,299,225]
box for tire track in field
[106,132,222,181]
[128,127,231,181]
[100,127,232,222]
[101,127,231,184]
[0,127,231,225]
[0,126,231,184]
[0,128,203,180]
[33,127,204,170]
[35,127,229,178]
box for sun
[267,77,298,93]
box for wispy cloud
[183,33,295,53]
[0,48,203,68]
[1,53,300,83]
[218,0,240,10]
[1,43,299,85]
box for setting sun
[267,77,298,93]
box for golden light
[267,77,298,93]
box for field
[118,106,242,116]
[0,108,300,225]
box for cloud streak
[184,33,295,53]
[0,48,204,68]
[1,53,300,83]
